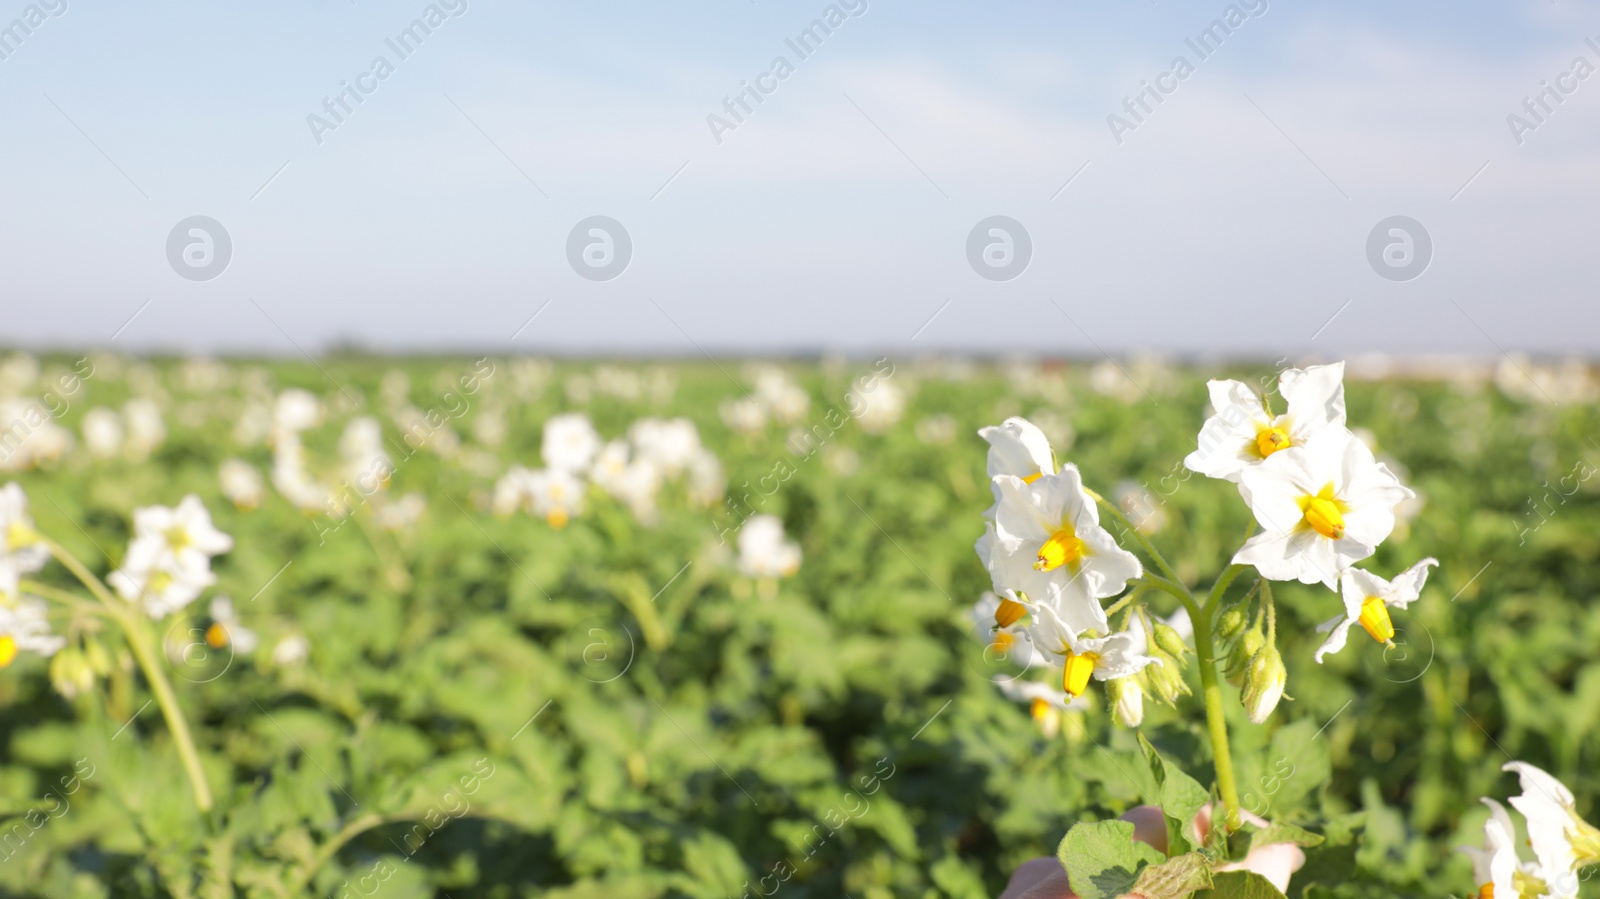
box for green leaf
[1247,821,1324,853]
[1198,870,1289,899]
[1138,732,1210,855]
[1236,720,1331,818]
[1286,823,1362,898]
[1128,851,1215,899]
[1057,819,1167,899]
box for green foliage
[1057,819,1167,899]
[0,355,1590,897]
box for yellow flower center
[1030,697,1053,722]
[165,526,192,552]
[206,622,230,649]
[148,570,174,595]
[1035,525,1086,572]
[995,597,1027,629]
[1358,595,1395,645]
[1477,883,1493,899]
[0,635,15,668]
[546,509,569,529]
[1254,424,1291,458]
[1297,483,1348,540]
[1021,471,1044,484]
[990,631,1016,655]
[5,522,37,551]
[1062,650,1099,699]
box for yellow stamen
[989,631,1016,655]
[5,522,37,551]
[0,635,15,668]
[995,597,1027,629]
[1021,471,1044,484]
[147,571,174,595]
[205,622,229,649]
[1030,697,1052,722]
[1297,483,1348,540]
[1357,595,1395,645]
[1254,424,1291,458]
[1477,883,1494,899]
[1035,525,1086,572]
[165,526,192,551]
[1062,651,1099,699]
[546,509,569,529]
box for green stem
[1192,599,1242,834]
[43,538,213,813]
[286,812,408,897]
[1204,563,1250,618]
[19,579,110,617]
[1089,491,1186,588]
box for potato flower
[1503,761,1600,898]
[0,483,50,586]
[996,677,1086,738]
[969,591,1046,669]
[1314,558,1437,662]
[527,468,585,529]
[1185,362,1347,483]
[980,416,1056,485]
[1025,601,1156,701]
[219,459,265,511]
[1459,799,1523,899]
[0,594,66,667]
[1234,429,1414,590]
[737,515,800,578]
[108,495,233,618]
[541,413,601,473]
[985,465,1141,623]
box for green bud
[1225,626,1265,687]
[49,648,95,700]
[1107,676,1144,728]
[1152,622,1188,662]
[1241,644,1287,724]
[84,639,112,677]
[1145,651,1192,705]
[1216,606,1247,641]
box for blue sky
[4,0,1600,356]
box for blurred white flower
[542,413,600,473]
[81,408,125,459]
[206,596,257,655]
[0,595,66,666]
[1459,799,1521,899]
[0,483,50,589]
[752,367,810,425]
[273,389,323,436]
[219,459,265,511]
[109,495,233,618]
[996,677,1087,738]
[737,515,800,578]
[720,397,766,435]
[374,493,426,531]
[527,468,584,528]
[123,398,166,462]
[339,417,391,489]
[271,634,310,667]
[850,379,906,434]
[629,417,703,476]
[492,466,533,518]
[1503,761,1600,897]
[685,449,726,508]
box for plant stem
[1089,492,1186,588]
[1191,598,1242,834]
[43,538,213,813]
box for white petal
[980,417,1055,481]
[1384,558,1439,609]
[1280,362,1347,438]
[1314,617,1357,663]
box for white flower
[374,493,426,531]
[0,595,66,665]
[1185,362,1347,483]
[130,495,234,569]
[589,440,632,492]
[685,449,726,507]
[109,495,232,618]
[1314,558,1437,662]
[273,389,323,435]
[219,459,265,511]
[541,413,601,473]
[339,417,391,488]
[1025,601,1156,700]
[629,418,703,477]
[984,465,1141,624]
[527,468,584,528]
[271,634,309,667]
[996,677,1087,737]
[0,483,49,583]
[81,408,125,459]
[752,369,810,425]
[850,378,906,434]
[720,397,766,435]
[1233,429,1414,591]
[969,591,1046,669]
[1503,761,1600,897]
[979,416,1055,484]
[1459,799,1521,899]
[206,596,257,655]
[123,399,166,462]
[492,466,533,518]
[737,515,801,578]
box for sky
[3,0,1600,357]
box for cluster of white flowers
[972,417,1157,715]
[736,514,801,579]
[270,389,335,513]
[0,485,64,666]
[494,413,725,528]
[719,367,811,436]
[0,399,73,472]
[1464,762,1600,899]
[108,495,234,619]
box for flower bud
[1108,676,1145,728]
[1144,652,1191,705]
[49,648,95,700]
[1216,606,1247,641]
[1225,625,1265,687]
[1242,644,1287,724]
[84,639,112,677]
[1152,622,1188,662]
